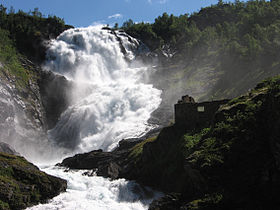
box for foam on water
[44,26,161,153]
[26,26,163,209]
[27,165,162,210]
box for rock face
[148,193,182,210]
[142,75,280,209]
[0,57,47,152]
[59,75,280,210]
[0,142,19,155]
[39,70,73,130]
[0,14,72,210]
[0,152,67,210]
[58,138,141,179]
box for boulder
[0,152,67,210]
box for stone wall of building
[174,99,229,131]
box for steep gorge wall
[0,15,73,154]
[39,71,73,130]
[0,58,45,143]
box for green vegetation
[0,5,72,96]
[0,152,66,210]
[132,75,280,209]
[182,128,210,157]
[0,29,30,88]
[186,193,223,210]
[0,5,72,62]
[0,5,73,125]
[0,152,41,209]
[129,136,157,161]
[122,0,280,101]
[180,75,280,209]
[123,0,280,60]
[0,200,9,210]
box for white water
[27,165,162,210]
[44,26,161,153]
[27,26,162,209]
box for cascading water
[44,26,161,153]
[27,26,162,209]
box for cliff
[0,5,77,145]
[60,75,280,210]
[0,152,67,210]
[2,2,280,209]
[39,70,73,130]
[139,75,280,209]
[0,9,71,209]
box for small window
[197,106,205,112]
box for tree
[32,8,42,18]
[113,23,119,29]
[122,19,134,29]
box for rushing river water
[27,26,162,209]
[27,165,162,210]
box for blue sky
[1,0,238,27]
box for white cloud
[148,0,168,4]
[108,13,123,19]
[91,20,106,26]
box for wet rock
[39,70,73,129]
[149,193,182,210]
[58,138,140,179]
[0,142,19,155]
[59,149,113,169]
[0,152,67,210]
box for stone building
[174,96,229,131]
[177,95,195,104]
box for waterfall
[25,26,163,209]
[44,26,161,154]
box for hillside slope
[0,152,66,210]
[135,75,280,209]
[59,74,280,209]
[0,8,71,209]
[123,0,280,125]
[0,6,73,153]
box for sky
[0,0,239,27]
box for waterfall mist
[1,26,163,209]
[26,26,163,209]
[43,25,161,156]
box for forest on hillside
[122,0,280,102]
[123,0,280,60]
[0,5,72,62]
[1,0,280,113]
[0,1,280,209]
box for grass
[129,136,157,161]
[182,128,210,157]
[0,29,31,90]
[0,152,51,209]
[186,193,223,210]
[0,200,9,210]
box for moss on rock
[129,136,157,161]
[0,152,67,210]
[128,75,280,209]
